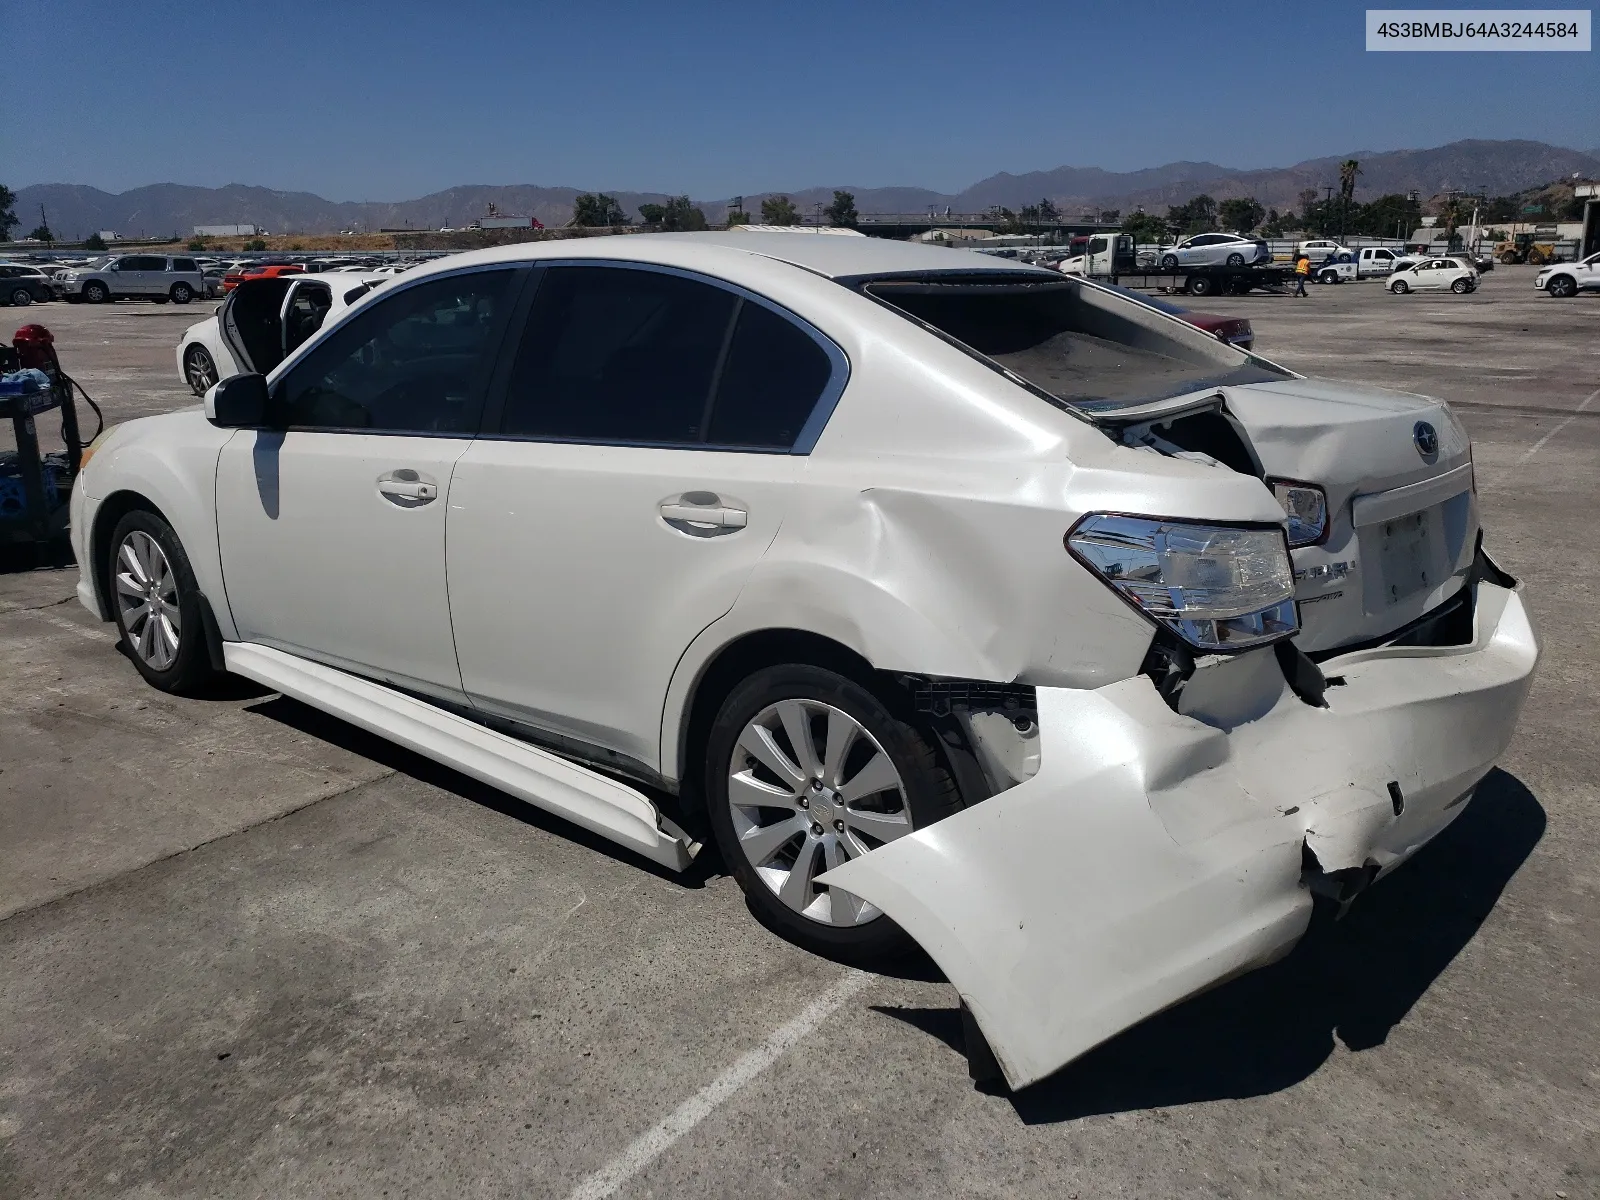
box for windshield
[862,273,1287,416]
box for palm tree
[1337,160,1361,238]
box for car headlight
[1267,479,1328,547]
[78,423,120,472]
[1067,515,1298,652]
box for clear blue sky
[6,0,1596,199]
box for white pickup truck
[1535,251,1600,297]
[1314,246,1403,283]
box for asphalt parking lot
[2,267,1597,1198]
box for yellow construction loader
[1496,232,1557,265]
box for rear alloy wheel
[706,665,962,957]
[1391,279,1409,294]
[1547,275,1577,298]
[183,345,219,396]
[1451,278,1471,294]
[1225,252,1244,267]
[83,281,109,303]
[170,282,193,303]
[1160,254,1179,270]
[10,287,32,306]
[108,510,216,693]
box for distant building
[97,231,120,241]
[193,224,263,237]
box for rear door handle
[659,495,748,537]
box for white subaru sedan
[71,233,1537,1090]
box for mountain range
[15,140,1599,239]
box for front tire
[1160,254,1179,270]
[1547,276,1577,298]
[83,281,109,303]
[704,665,962,958]
[107,510,217,694]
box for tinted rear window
[863,274,1287,415]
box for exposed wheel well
[88,490,168,620]
[673,629,921,840]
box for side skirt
[223,642,696,871]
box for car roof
[404,231,1056,284]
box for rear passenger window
[500,265,835,450]
[708,301,833,448]
[501,266,736,444]
[275,269,514,434]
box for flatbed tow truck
[1058,233,1296,296]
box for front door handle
[377,469,439,506]
[659,493,748,537]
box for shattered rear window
[860,273,1288,416]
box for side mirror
[108,262,121,272]
[208,373,271,427]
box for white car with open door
[74,234,1537,1091]
[175,272,388,395]
[1388,257,1478,294]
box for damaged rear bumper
[818,579,1538,1090]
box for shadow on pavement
[873,767,1544,1119]
[243,693,720,890]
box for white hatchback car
[1156,232,1271,269]
[176,272,389,395]
[73,234,1537,1089]
[1388,257,1478,294]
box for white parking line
[1513,382,1600,466]
[564,969,872,1200]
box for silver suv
[57,255,206,305]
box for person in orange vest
[1294,252,1311,297]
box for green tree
[637,203,666,226]
[0,185,18,241]
[659,196,707,232]
[726,209,751,226]
[824,190,858,228]
[244,238,266,251]
[1260,207,1285,237]
[1121,210,1168,243]
[84,232,107,250]
[28,224,54,244]
[760,195,799,225]
[570,192,627,227]
[1354,193,1421,238]
[1167,194,1217,234]
[1018,198,1062,228]
[187,237,207,251]
[1218,197,1265,234]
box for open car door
[219,276,295,375]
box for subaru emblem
[1413,421,1439,459]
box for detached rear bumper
[820,578,1538,1090]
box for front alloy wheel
[727,698,910,927]
[184,345,218,395]
[115,530,182,671]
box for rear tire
[1450,278,1471,294]
[107,510,218,694]
[1225,253,1244,267]
[170,283,193,303]
[704,664,962,959]
[183,345,219,396]
[9,288,32,306]
[1188,274,1215,296]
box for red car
[222,263,305,293]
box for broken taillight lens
[1067,515,1298,652]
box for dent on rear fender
[739,482,1156,688]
